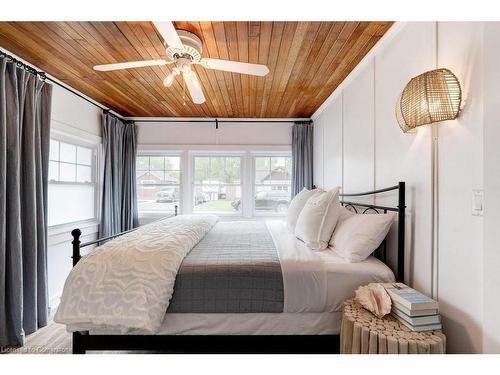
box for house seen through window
[253,156,292,213]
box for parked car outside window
[231,190,290,212]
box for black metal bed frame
[69,182,405,354]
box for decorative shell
[354,283,392,318]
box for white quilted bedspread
[54,214,218,334]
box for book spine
[392,302,438,317]
[394,316,442,332]
[391,310,441,325]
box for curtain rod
[133,119,312,124]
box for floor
[5,321,72,354]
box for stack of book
[382,283,441,332]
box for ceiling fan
[93,22,270,105]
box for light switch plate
[472,189,484,216]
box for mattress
[83,220,394,336]
[89,312,343,335]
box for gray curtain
[291,121,314,197]
[0,57,52,347]
[100,113,138,237]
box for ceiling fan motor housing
[165,30,203,62]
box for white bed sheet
[267,220,395,313]
[89,312,343,335]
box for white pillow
[294,188,341,250]
[329,210,395,262]
[286,188,322,232]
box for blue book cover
[382,283,439,311]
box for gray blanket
[167,221,284,313]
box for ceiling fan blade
[200,58,269,76]
[183,70,205,104]
[153,21,184,50]
[94,59,167,71]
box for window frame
[252,152,293,217]
[47,134,99,229]
[136,152,183,221]
[191,152,244,216]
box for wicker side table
[340,299,446,354]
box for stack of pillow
[286,187,395,262]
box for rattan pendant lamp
[396,68,462,133]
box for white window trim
[48,130,100,232]
[136,151,183,222]
[251,152,293,217]
[190,152,244,217]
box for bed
[58,182,405,353]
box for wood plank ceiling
[0,22,393,118]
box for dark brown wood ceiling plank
[292,21,361,115]
[198,22,234,117]
[51,21,161,116]
[222,22,244,116]
[0,22,137,114]
[212,21,240,118]
[264,22,298,117]
[236,22,250,117]
[302,22,381,115]
[269,21,316,117]
[255,22,272,117]
[285,22,336,117]
[259,21,286,117]
[248,21,260,118]
[187,21,228,117]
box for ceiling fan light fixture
[163,74,175,87]
[163,68,180,87]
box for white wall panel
[313,116,324,188]
[342,60,375,194]
[137,123,217,145]
[137,122,292,146]
[321,94,343,190]
[217,123,292,145]
[51,85,101,137]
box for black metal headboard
[338,181,406,282]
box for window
[193,156,242,214]
[254,156,292,214]
[136,155,181,216]
[48,139,97,227]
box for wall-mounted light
[396,68,462,133]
